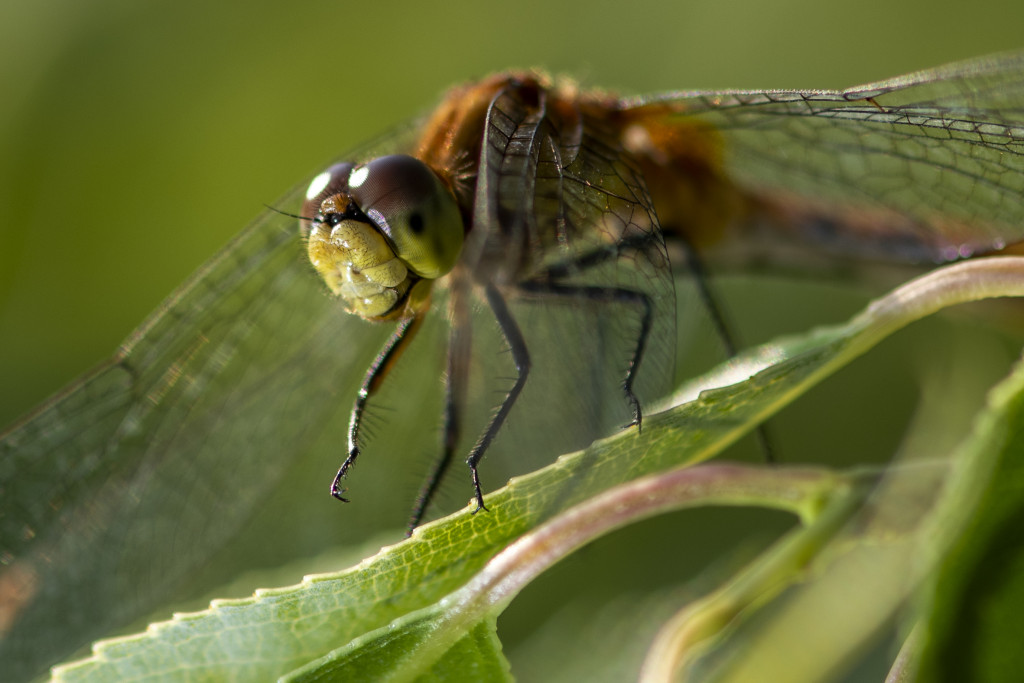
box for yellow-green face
[301,155,465,320]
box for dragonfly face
[4,53,1024,678]
[300,156,464,320]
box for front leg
[332,312,425,501]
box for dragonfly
[3,52,1024,680]
[298,58,1024,530]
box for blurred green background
[4,1,1024,679]
[2,0,1023,428]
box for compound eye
[348,155,464,279]
[300,162,356,236]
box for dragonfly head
[301,155,464,320]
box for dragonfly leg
[517,280,653,430]
[676,238,776,463]
[405,285,471,534]
[521,234,669,428]
[464,283,531,514]
[332,312,426,502]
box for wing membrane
[453,81,676,486]
[630,51,1024,261]
[0,177,394,679]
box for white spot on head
[306,171,332,201]
[366,208,389,232]
[349,164,370,188]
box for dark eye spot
[408,212,424,235]
[325,213,343,226]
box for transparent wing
[447,82,676,496]
[0,132,419,678]
[628,50,1024,262]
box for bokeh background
[3,0,1024,679]
[2,0,1024,428]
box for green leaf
[284,464,848,683]
[639,264,1024,682]
[41,257,1024,681]
[914,339,1024,681]
[290,619,512,683]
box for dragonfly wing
[0,133,416,676]
[628,51,1024,265]
[450,81,677,492]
